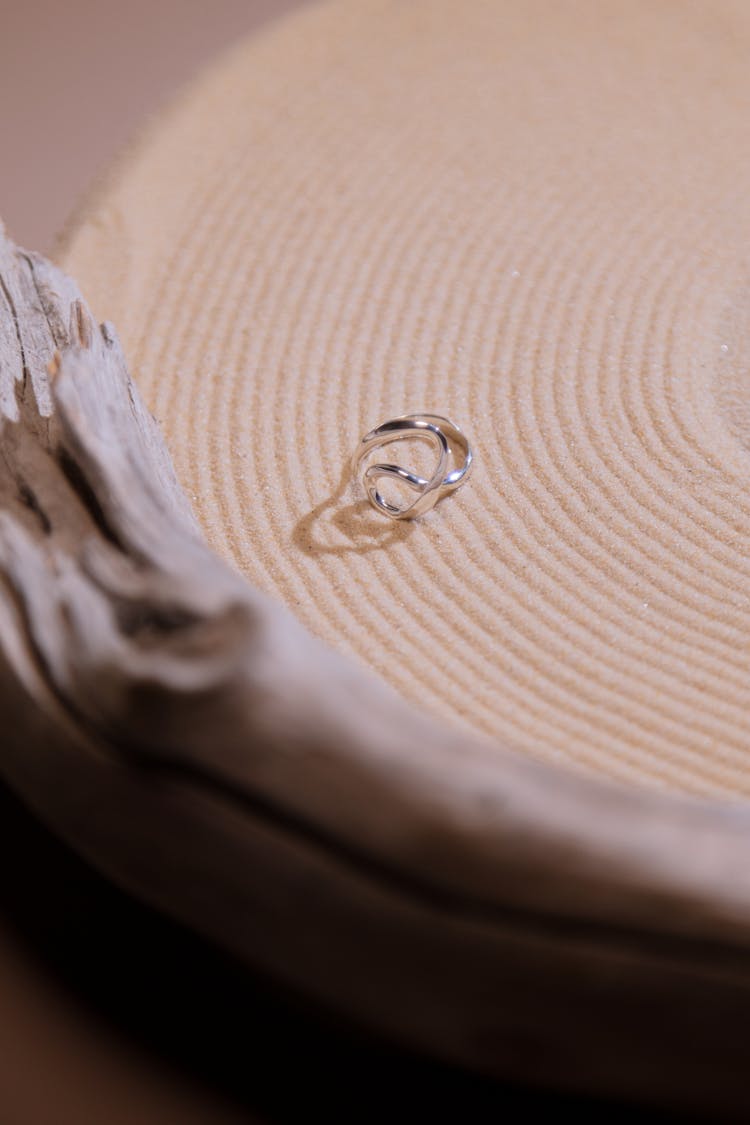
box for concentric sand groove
[60,0,750,797]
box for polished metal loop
[351,413,473,520]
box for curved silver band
[351,413,473,520]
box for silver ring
[351,413,473,520]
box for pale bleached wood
[4,220,750,1116]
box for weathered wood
[4,219,750,1116]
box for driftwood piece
[4,220,750,1116]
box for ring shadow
[291,462,419,557]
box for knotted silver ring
[351,413,473,520]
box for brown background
[0,0,305,253]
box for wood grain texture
[3,220,750,1116]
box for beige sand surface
[61,0,750,798]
